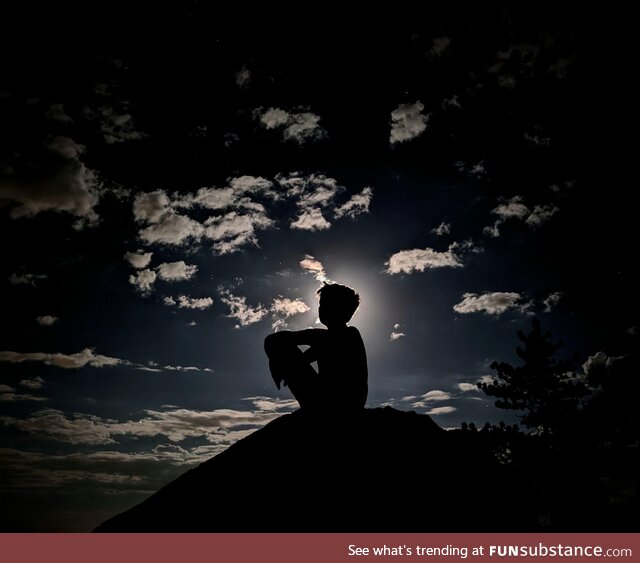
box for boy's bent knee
[264,333,279,355]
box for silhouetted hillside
[95,407,538,532]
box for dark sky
[0,6,634,531]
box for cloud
[548,56,575,79]
[278,172,371,231]
[398,389,457,415]
[19,377,45,389]
[161,365,210,372]
[128,269,157,294]
[426,406,457,416]
[390,332,405,341]
[526,204,558,227]
[484,196,558,237]
[36,315,58,326]
[420,390,452,402]
[84,105,146,144]
[257,107,327,144]
[270,297,310,330]
[0,348,127,369]
[129,173,369,261]
[290,208,331,231]
[0,389,47,402]
[441,95,461,110]
[0,137,100,226]
[8,272,48,286]
[204,210,274,254]
[219,290,267,328]
[431,221,451,236]
[427,36,451,58]
[0,398,296,446]
[543,291,563,313]
[229,175,276,195]
[299,255,330,283]
[139,213,204,246]
[46,103,73,123]
[235,66,251,88]
[455,160,486,179]
[133,190,170,223]
[271,298,310,318]
[524,133,551,146]
[390,101,429,144]
[334,186,373,219]
[259,107,289,128]
[581,352,623,380]
[282,173,343,207]
[457,382,478,392]
[489,43,540,88]
[385,243,464,274]
[156,261,198,281]
[164,295,213,310]
[124,251,153,269]
[453,292,531,316]
[492,196,530,219]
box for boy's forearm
[265,329,318,347]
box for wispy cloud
[0,388,48,402]
[19,377,45,389]
[8,272,48,286]
[257,107,327,144]
[426,405,457,416]
[219,290,267,328]
[390,323,405,341]
[299,255,330,283]
[163,295,213,310]
[0,397,296,447]
[0,348,127,369]
[455,160,486,179]
[334,186,373,219]
[385,242,468,274]
[431,221,452,236]
[453,292,531,316]
[83,104,147,144]
[235,66,251,88]
[441,95,461,110]
[543,291,563,312]
[0,136,100,228]
[270,297,311,330]
[484,196,558,237]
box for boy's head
[316,283,360,328]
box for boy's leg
[264,339,319,409]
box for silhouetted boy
[264,283,368,411]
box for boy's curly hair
[316,283,360,323]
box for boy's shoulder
[346,325,362,337]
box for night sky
[0,6,634,531]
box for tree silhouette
[480,319,587,434]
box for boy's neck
[326,323,348,331]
